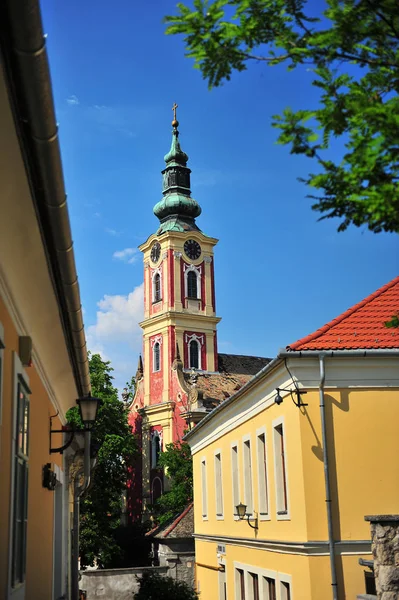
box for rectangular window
[12,376,30,588]
[236,569,245,600]
[249,573,259,600]
[264,577,276,600]
[243,438,253,514]
[201,459,208,519]
[215,452,224,518]
[231,444,239,516]
[280,581,291,600]
[274,422,288,514]
[257,431,268,517]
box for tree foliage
[152,441,193,525]
[165,0,399,233]
[133,570,198,600]
[66,353,137,568]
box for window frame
[188,338,201,370]
[242,435,254,516]
[152,270,162,303]
[187,270,199,299]
[256,427,270,520]
[273,417,290,520]
[231,442,240,519]
[153,341,161,373]
[214,450,224,520]
[279,573,292,600]
[201,457,208,520]
[8,352,31,600]
[234,562,279,600]
[184,265,201,301]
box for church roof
[287,276,399,351]
[184,353,272,404]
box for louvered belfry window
[153,273,161,302]
[189,339,200,369]
[187,270,198,299]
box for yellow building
[186,277,399,599]
[0,2,91,599]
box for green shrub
[133,570,198,600]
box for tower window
[187,270,198,299]
[153,342,161,372]
[153,272,161,303]
[189,339,200,369]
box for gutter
[0,0,90,397]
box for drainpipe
[72,430,92,600]
[318,354,338,600]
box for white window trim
[214,449,224,520]
[187,336,202,370]
[242,434,254,517]
[151,268,162,303]
[256,426,270,521]
[201,457,208,521]
[184,264,202,300]
[272,416,291,520]
[151,335,162,373]
[0,321,4,430]
[279,572,293,600]
[231,441,240,520]
[8,352,31,600]
[234,561,279,600]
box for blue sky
[41,0,398,391]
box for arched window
[151,477,163,504]
[153,342,160,372]
[151,430,162,467]
[153,272,161,302]
[187,270,198,299]
[189,339,200,369]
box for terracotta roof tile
[184,354,271,403]
[288,276,399,351]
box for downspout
[72,430,92,600]
[318,354,338,600]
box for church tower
[128,106,221,519]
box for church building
[127,107,270,521]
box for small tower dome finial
[172,102,179,129]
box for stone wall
[79,566,168,600]
[365,515,399,600]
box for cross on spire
[172,102,178,122]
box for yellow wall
[300,388,399,542]
[0,295,63,600]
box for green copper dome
[154,108,202,235]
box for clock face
[184,239,201,260]
[150,242,161,263]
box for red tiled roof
[288,276,399,351]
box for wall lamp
[274,386,308,408]
[236,502,258,530]
[49,394,101,454]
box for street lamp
[236,502,258,530]
[49,394,101,454]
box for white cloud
[67,95,80,106]
[113,247,138,264]
[86,284,144,391]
